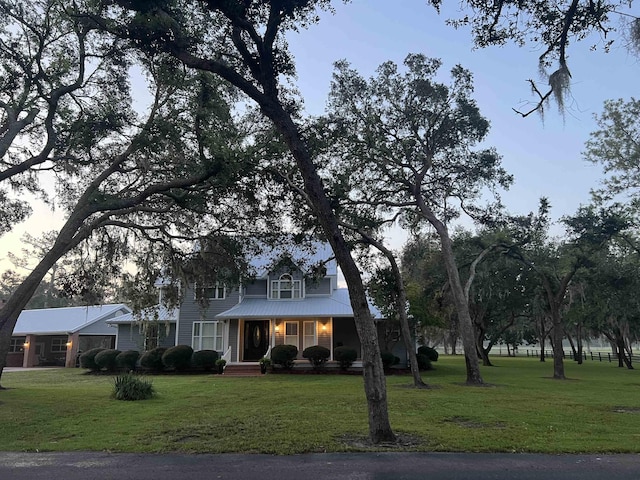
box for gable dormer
[268,260,305,300]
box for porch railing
[263,345,271,361]
[221,346,232,367]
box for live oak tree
[0,0,257,387]
[442,0,640,116]
[325,54,513,385]
[88,0,396,443]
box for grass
[1,356,639,454]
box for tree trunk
[260,99,396,442]
[539,317,546,362]
[0,211,89,387]
[416,205,483,385]
[551,311,566,379]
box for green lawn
[1,356,639,454]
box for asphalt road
[1,452,639,480]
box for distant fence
[521,349,640,363]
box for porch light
[66,341,72,348]
[322,324,327,332]
[275,325,280,333]
[23,342,29,348]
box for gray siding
[77,319,117,335]
[305,277,331,296]
[176,285,240,347]
[114,324,175,352]
[244,279,267,297]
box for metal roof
[13,304,131,336]
[215,288,383,319]
[248,241,338,278]
[106,305,179,324]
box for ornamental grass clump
[112,373,155,401]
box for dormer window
[271,274,303,299]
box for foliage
[79,348,106,371]
[139,347,167,372]
[416,354,432,371]
[417,346,439,363]
[116,350,140,371]
[112,373,155,401]
[94,349,122,372]
[334,346,358,371]
[302,345,331,369]
[191,350,219,372]
[380,352,400,369]
[271,344,298,370]
[259,357,272,366]
[162,345,194,371]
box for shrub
[302,345,331,369]
[416,353,432,371]
[215,358,227,374]
[94,349,121,372]
[380,351,400,369]
[112,373,154,401]
[192,350,219,371]
[271,344,298,370]
[140,347,167,372]
[79,347,106,371]
[162,345,194,371]
[334,346,358,371]
[417,346,439,362]
[116,350,140,371]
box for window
[51,338,68,353]
[193,321,224,351]
[9,337,25,353]
[195,283,226,300]
[271,274,302,299]
[303,321,316,351]
[284,321,299,348]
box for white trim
[270,274,304,300]
[192,321,224,352]
[303,320,316,351]
[284,320,299,349]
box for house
[8,304,128,368]
[109,241,398,367]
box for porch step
[222,364,263,377]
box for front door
[243,320,269,361]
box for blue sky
[1,0,638,267]
[285,0,638,245]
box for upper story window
[195,283,226,301]
[271,274,303,299]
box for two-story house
[110,242,388,367]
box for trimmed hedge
[380,351,400,369]
[94,349,121,372]
[192,350,219,371]
[302,345,331,369]
[271,344,298,370]
[417,345,439,362]
[334,346,358,371]
[162,345,194,371]
[416,353,432,371]
[140,347,167,372]
[79,347,106,371]
[116,350,140,371]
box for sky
[0,0,638,268]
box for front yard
[0,356,638,454]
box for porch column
[22,334,37,368]
[65,332,80,368]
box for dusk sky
[1,0,638,266]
